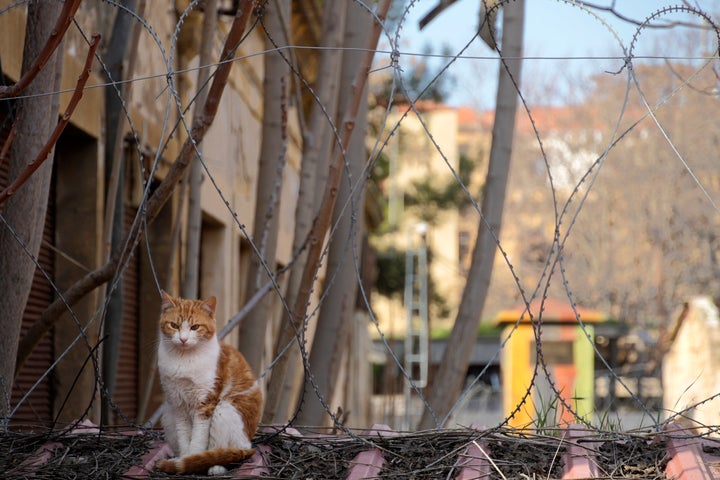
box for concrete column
[53,133,103,423]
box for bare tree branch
[0,0,83,99]
[182,0,217,299]
[418,0,525,430]
[287,0,391,418]
[263,0,349,423]
[15,0,254,375]
[0,114,19,168]
[580,1,709,29]
[0,34,101,205]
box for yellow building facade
[0,1,305,426]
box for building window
[458,230,471,276]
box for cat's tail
[155,447,256,474]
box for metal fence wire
[1,0,720,461]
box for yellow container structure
[496,298,606,429]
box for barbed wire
[5,50,720,105]
[1,0,719,461]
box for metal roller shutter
[112,206,140,424]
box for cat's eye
[169,322,179,329]
[190,324,200,331]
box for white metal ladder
[403,229,429,429]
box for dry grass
[596,437,669,479]
[0,426,677,479]
[1,428,154,479]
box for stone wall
[663,296,720,430]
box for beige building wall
[0,2,308,422]
[663,296,720,432]
[374,103,464,336]
[0,1,105,138]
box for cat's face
[159,291,217,349]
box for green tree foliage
[371,44,456,105]
[404,153,477,224]
[375,249,406,297]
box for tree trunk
[277,0,389,428]
[236,0,291,370]
[263,0,348,424]
[14,0,254,376]
[0,0,64,415]
[101,0,137,425]
[417,0,525,430]
[294,51,369,427]
[182,0,217,299]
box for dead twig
[15,0,254,375]
[0,0,83,99]
[290,0,392,427]
[0,113,20,169]
[0,33,101,206]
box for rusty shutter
[1,119,56,429]
[112,206,140,424]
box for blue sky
[390,1,718,107]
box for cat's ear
[160,290,176,311]
[202,296,217,316]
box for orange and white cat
[154,291,263,475]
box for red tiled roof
[496,297,607,324]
